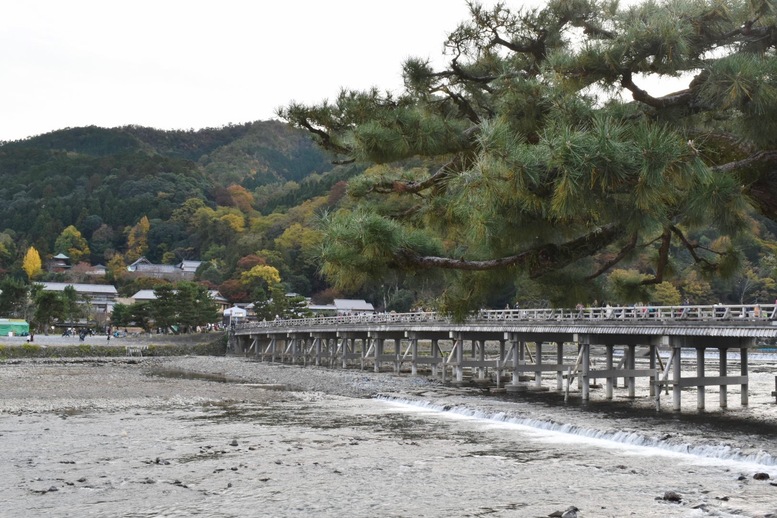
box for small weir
[378,396,777,468]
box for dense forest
[0,121,368,313]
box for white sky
[0,0,503,142]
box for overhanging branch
[395,224,622,277]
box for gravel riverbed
[3,352,777,517]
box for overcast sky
[0,0,507,142]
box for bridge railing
[235,303,777,332]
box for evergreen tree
[281,0,777,314]
[151,284,177,332]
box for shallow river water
[2,356,777,518]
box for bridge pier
[662,336,753,412]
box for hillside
[0,121,334,252]
[0,121,363,303]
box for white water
[379,397,777,470]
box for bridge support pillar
[697,347,706,411]
[374,338,383,373]
[719,347,727,409]
[605,345,614,400]
[581,342,590,402]
[672,345,682,411]
[394,337,401,374]
[649,345,657,397]
[410,337,418,376]
[431,339,439,378]
[511,337,521,388]
[556,342,564,391]
[741,346,749,406]
[628,344,636,398]
[535,342,543,389]
[455,335,464,383]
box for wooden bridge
[230,304,777,412]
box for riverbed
[2,356,776,517]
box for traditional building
[129,289,229,313]
[126,257,202,280]
[37,282,119,324]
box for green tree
[151,284,177,332]
[0,231,17,269]
[33,290,64,333]
[0,277,28,317]
[54,225,91,264]
[130,302,153,332]
[281,0,777,314]
[652,282,682,306]
[175,281,219,331]
[61,285,83,324]
[110,302,133,328]
[252,284,311,321]
[240,264,281,301]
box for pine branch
[710,150,777,174]
[370,158,458,195]
[621,71,693,109]
[585,232,638,280]
[395,224,622,277]
[668,225,717,267]
[640,228,672,285]
[296,118,352,156]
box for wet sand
[2,356,777,517]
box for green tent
[0,319,29,336]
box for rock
[48,486,58,492]
[549,506,579,518]
[753,472,771,480]
[662,491,682,502]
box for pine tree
[281,0,777,314]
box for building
[126,257,202,280]
[38,282,119,323]
[47,253,72,272]
[333,299,375,315]
[129,289,229,313]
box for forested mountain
[0,121,361,306]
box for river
[1,355,776,517]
